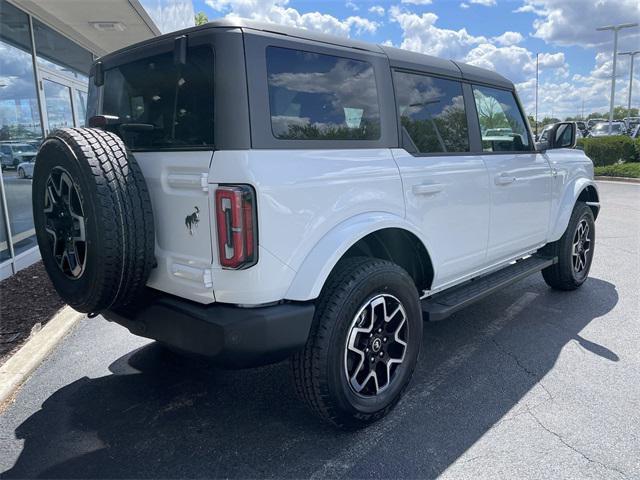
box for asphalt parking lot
[0,181,638,479]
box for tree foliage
[194,12,208,26]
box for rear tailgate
[135,151,216,303]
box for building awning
[8,0,161,56]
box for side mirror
[535,140,550,152]
[549,122,577,149]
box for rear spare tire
[32,128,155,313]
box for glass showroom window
[0,0,42,258]
[33,18,92,81]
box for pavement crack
[528,408,628,479]
[485,335,554,403]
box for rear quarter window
[266,46,381,141]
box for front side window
[472,86,531,152]
[100,45,214,150]
[266,46,380,140]
[394,71,469,154]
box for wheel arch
[285,213,435,301]
[549,179,600,242]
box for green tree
[587,112,606,120]
[195,12,208,26]
[613,106,639,118]
[541,116,560,126]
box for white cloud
[400,0,433,5]
[460,3,470,9]
[204,0,379,37]
[492,31,524,46]
[368,5,385,16]
[469,0,496,6]
[346,1,358,12]
[514,0,640,49]
[389,7,486,58]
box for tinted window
[394,71,469,153]
[266,47,380,140]
[472,86,531,152]
[101,45,214,150]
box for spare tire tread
[33,127,155,313]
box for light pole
[596,23,639,133]
[535,53,539,136]
[619,50,640,123]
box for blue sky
[193,0,640,120]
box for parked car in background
[623,117,640,133]
[587,118,606,130]
[588,121,627,137]
[484,127,513,137]
[576,121,588,136]
[539,122,583,142]
[17,159,35,178]
[630,125,640,139]
[0,142,38,170]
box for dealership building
[0,0,194,280]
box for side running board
[421,255,557,322]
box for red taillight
[215,185,257,269]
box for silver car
[17,159,35,179]
[0,142,37,170]
[588,121,627,137]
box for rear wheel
[17,167,25,179]
[290,257,422,429]
[541,201,595,290]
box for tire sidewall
[563,204,595,285]
[325,266,422,421]
[33,137,105,309]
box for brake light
[215,185,257,269]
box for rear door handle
[495,173,516,185]
[412,183,444,195]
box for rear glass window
[266,46,380,140]
[99,45,213,150]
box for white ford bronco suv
[33,20,599,428]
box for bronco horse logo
[185,206,200,235]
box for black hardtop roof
[96,18,513,90]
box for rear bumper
[102,291,315,368]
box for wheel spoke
[43,167,87,280]
[344,294,409,397]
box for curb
[0,306,84,409]
[595,176,640,184]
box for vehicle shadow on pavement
[2,277,619,479]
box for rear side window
[472,85,531,152]
[100,45,214,150]
[393,71,469,154]
[266,46,380,140]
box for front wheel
[18,168,25,179]
[290,257,422,429]
[541,201,595,290]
